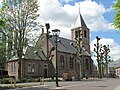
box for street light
[45,23,50,61]
[52,29,60,87]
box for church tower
[71,8,93,77]
[71,14,90,54]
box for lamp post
[52,29,60,87]
[45,23,50,61]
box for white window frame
[31,63,36,73]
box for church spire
[79,2,80,16]
[71,3,87,29]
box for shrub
[20,78,27,83]
[16,79,21,83]
[0,78,10,84]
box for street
[7,78,120,90]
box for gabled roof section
[35,33,46,48]
[50,37,77,54]
[49,36,90,56]
[72,14,87,29]
[9,46,47,61]
[108,58,120,68]
[23,46,46,60]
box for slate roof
[71,14,87,29]
[108,58,120,68]
[50,37,77,54]
[9,35,90,61]
[22,46,46,60]
[9,46,46,61]
[49,36,90,56]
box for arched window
[69,57,74,69]
[75,31,80,39]
[75,31,78,38]
[60,55,64,69]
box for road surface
[7,78,120,90]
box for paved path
[3,78,120,90]
[56,78,120,90]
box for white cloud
[39,0,120,61]
[0,0,2,4]
[59,0,73,3]
[91,38,120,61]
[38,0,114,39]
[75,0,114,31]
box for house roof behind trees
[108,58,120,68]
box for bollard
[40,77,44,85]
[10,78,13,86]
[13,76,16,88]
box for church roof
[50,37,77,54]
[9,35,90,62]
[72,14,87,29]
[9,46,46,61]
[22,46,46,60]
[50,36,90,56]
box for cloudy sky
[0,0,120,62]
[38,0,120,61]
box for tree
[93,36,111,78]
[112,0,120,30]
[70,31,83,80]
[0,6,8,70]
[0,19,7,70]
[1,0,40,79]
[0,4,13,60]
[103,45,110,78]
[94,36,102,78]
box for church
[7,12,93,80]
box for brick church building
[7,13,93,80]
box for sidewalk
[0,78,108,89]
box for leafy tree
[1,0,40,79]
[0,1,7,69]
[0,1,15,62]
[112,0,120,30]
[0,20,6,70]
